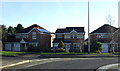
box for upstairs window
[97,34,110,38]
[64,34,70,38]
[77,34,83,38]
[73,43,80,48]
[57,34,62,38]
[32,32,37,39]
[71,32,77,38]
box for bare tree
[106,14,116,53]
[106,14,115,25]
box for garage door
[13,43,20,51]
[102,43,108,53]
[5,44,11,51]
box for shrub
[56,48,67,52]
[69,48,81,52]
[27,44,40,52]
[58,41,65,49]
[91,41,102,53]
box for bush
[58,41,65,49]
[91,41,102,53]
[56,48,67,52]
[69,48,81,52]
[27,44,40,52]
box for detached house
[90,24,118,53]
[111,28,120,52]
[53,27,85,52]
[4,24,51,52]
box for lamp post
[88,0,90,54]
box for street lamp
[88,0,90,54]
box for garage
[5,43,11,51]
[13,43,20,51]
[102,43,109,53]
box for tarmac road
[2,57,119,71]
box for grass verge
[0,51,119,56]
[0,51,31,56]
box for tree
[106,14,115,53]
[106,14,115,25]
[1,25,8,40]
[91,41,102,53]
[58,41,65,49]
[8,26,15,35]
[15,24,24,33]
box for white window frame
[71,32,77,39]
[54,43,59,47]
[73,43,80,48]
[64,34,70,38]
[32,32,37,39]
[29,43,38,47]
[57,34,62,38]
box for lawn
[0,51,31,56]
[0,51,119,57]
[37,52,113,55]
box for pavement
[96,63,120,71]
[0,54,120,71]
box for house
[110,28,120,52]
[53,27,85,52]
[4,24,51,52]
[90,24,118,53]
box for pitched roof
[114,28,120,34]
[4,37,28,42]
[17,24,48,33]
[55,27,84,33]
[90,24,118,34]
[55,29,66,33]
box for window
[71,32,77,38]
[97,34,111,38]
[97,34,104,38]
[16,34,28,38]
[64,34,70,38]
[77,34,83,38]
[54,43,59,47]
[73,43,79,48]
[29,43,38,47]
[21,34,28,38]
[57,34,62,38]
[74,33,77,38]
[32,32,37,39]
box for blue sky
[1,0,119,38]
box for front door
[102,43,108,53]
[66,44,70,51]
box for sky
[1,0,119,39]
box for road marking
[0,60,31,69]
[26,60,54,68]
[1,57,118,69]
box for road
[2,57,119,71]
